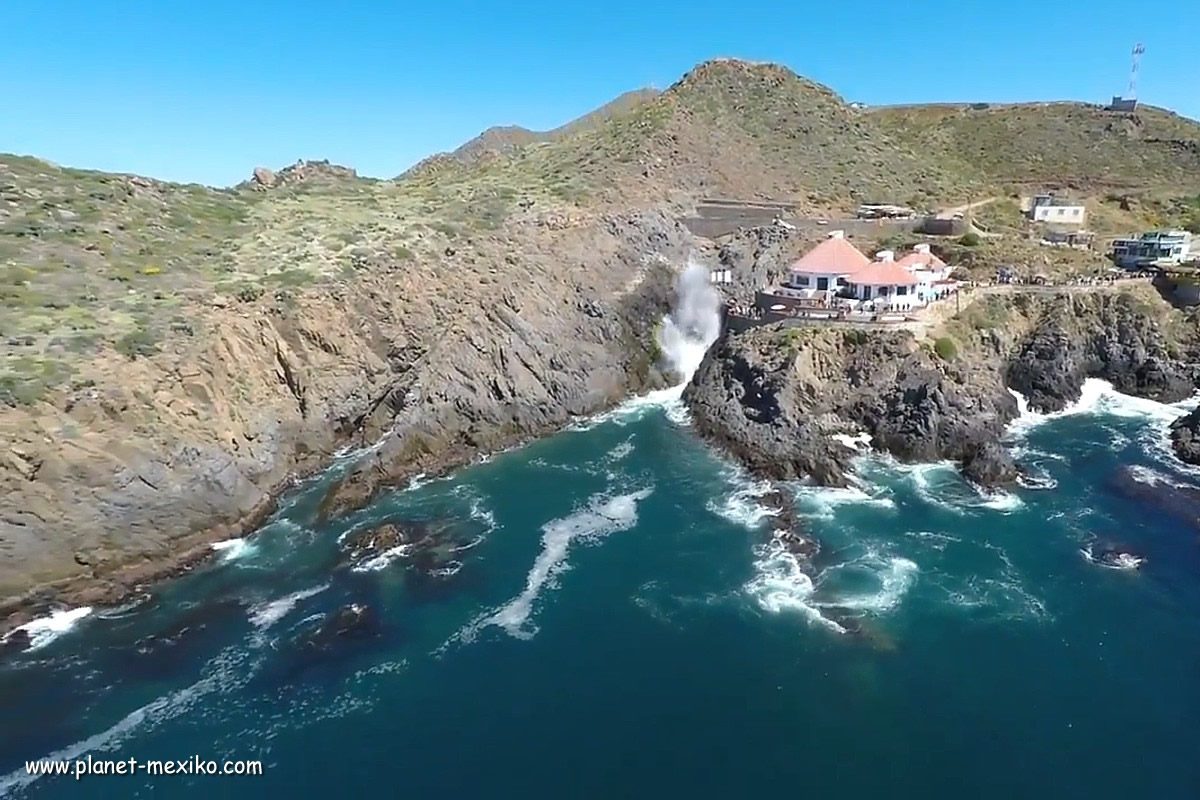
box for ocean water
[3,376,1200,799]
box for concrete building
[1029,193,1087,226]
[777,230,870,301]
[845,251,921,309]
[1110,230,1194,269]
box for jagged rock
[251,167,276,188]
[1170,407,1200,466]
[961,440,1021,489]
[687,288,1199,490]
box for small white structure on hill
[1028,193,1086,226]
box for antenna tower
[1128,42,1145,99]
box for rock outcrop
[686,286,1199,488]
[1170,407,1200,466]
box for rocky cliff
[0,207,690,626]
[685,286,1200,488]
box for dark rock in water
[1106,466,1200,530]
[757,489,820,559]
[302,604,380,651]
[1093,546,1145,570]
[339,519,454,569]
[1170,407,1200,466]
[0,628,31,657]
[961,440,1021,489]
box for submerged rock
[301,604,381,651]
[0,628,31,657]
[1092,546,1145,570]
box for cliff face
[685,286,1200,487]
[0,209,690,620]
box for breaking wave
[485,487,655,639]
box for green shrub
[115,327,159,359]
[933,336,958,361]
[236,283,264,302]
[958,232,982,247]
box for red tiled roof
[849,261,919,286]
[789,236,871,275]
[894,251,948,271]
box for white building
[778,230,870,301]
[1111,230,1194,269]
[1033,204,1087,225]
[845,251,922,309]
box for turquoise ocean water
[2,379,1200,799]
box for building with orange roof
[777,230,870,302]
[845,250,923,309]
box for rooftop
[788,231,871,275]
[849,261,919,286]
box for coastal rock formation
[1005,290,1197,412]
[685,325,1015,486]
[1169,407,1200,466]
[961,440,1021,489]
[0,205,690,628]
[687,286,1200,488]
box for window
[791,274,810,287]
[897,285,908,295]
[1072,208,1080,217]
[816,277,829,291]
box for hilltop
[3,57,1200,626]
[869,101,1200,191]
[412,88,662,172]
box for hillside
[4,57,1200,625]
[403,88,660,175]
[404,60,991,213]
[869,102,1200,191]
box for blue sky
[5,0,1198,186]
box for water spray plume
[657,259,722,385]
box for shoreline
[0,387,666,643]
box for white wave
[792,482,895,519]
[351,544,416,573]
[486,488,654,639]
[830,431,873,451]
[0,644,256,796]
[817,556,919,613]
[568,259,718,433]
[248,583,328,629]
[1127,464,1190,489]
[1,606,93,652]
[976,490,1024,513]
[211,537,258,562]
[745,539,845,633]
[608,440,635,461]
[657,258,722,384]
[1008,379,1199,438]
[707,468,777,530]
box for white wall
[1033,205,1086,224]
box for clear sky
[5,0,1198,186]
